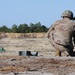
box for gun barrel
[73,17,75,20]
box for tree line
[0,22,49,33]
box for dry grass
[0,37,55,56]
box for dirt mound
[0,56,75,74]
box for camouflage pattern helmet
[61,10,73,18]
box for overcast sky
[0,0,75,28]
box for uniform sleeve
[46,23,56,38]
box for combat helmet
[61,10,73,19]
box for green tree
[17,23,29,33]
[11,24,18,33]
[35,22,42,32]
[29,23,35,32]
[22,23,29,33]
[17,24,24,33]
[41,25,48,32]
[0,22,49,33]
[0,25,9,32]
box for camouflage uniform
[47,10,75,56]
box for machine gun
[73,17,75,20]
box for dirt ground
[0,56,75,75]
[0,38,75,75]
[0,38,56,56]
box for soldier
[47,10,75,56]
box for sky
[0,0,75,28]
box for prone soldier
[47,10,75,56]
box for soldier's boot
[55,50,61,56]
